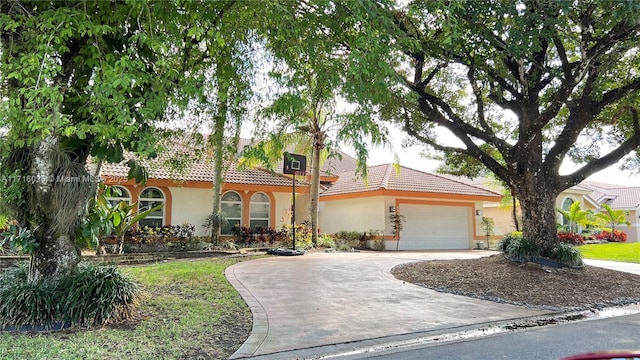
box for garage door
[398,204,470,250]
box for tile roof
[320,164,502,199]
[579,182,640,209]
[99,139,300,187]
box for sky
[342,123,640,188]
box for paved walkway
[583,258,640,275]
[226,251,551,359]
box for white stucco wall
[621,209,639,243]
[319,196,386,234]
[168,187,213,236]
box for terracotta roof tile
[320,164,502,198]
[98,138,300,187]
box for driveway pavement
[226,251,551,359]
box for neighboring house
[468,178,640,243]
[98,140,502,250]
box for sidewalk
[583,258,640,275]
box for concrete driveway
[226,251,550,358]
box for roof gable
[320,164,502,199]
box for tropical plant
[107,201,164,254]
[0,224,39,255]
[594,230,628,243]
[594,204,631,238]
[557,232,585,245]
[556,201,593,233]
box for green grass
[0,256,258,360]
[579,242,640,263]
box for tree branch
[560,107,640,187]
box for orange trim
[128,185,173,225]
[395,198,484,241]
[241,191,277,228]
[320,189,500,202]
[102,177,305,193]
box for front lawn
[579,242,640,264]
[0,256,257,360]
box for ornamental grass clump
[550,242,583,268]
[0,263,57,328]
[55,263,140,327]
[0,262,140,329]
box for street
[353,313,640,360]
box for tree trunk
[512,196,520,232]
[516,182,560,253]
[210,53,230,245]
[309,141,321,245]
[27,135,83,282]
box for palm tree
[594,204,631,237]
[241,87,385,245]
[556,201,592,233]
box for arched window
[560,197,575,229]
[138,187,165,228]
[221,191,242,235]
[106,186,131,207]
[250,193,270,230]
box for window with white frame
[221,191,242,235]
[138,187,165,228]
[249,192,270,231]
[106,186,131,207]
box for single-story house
[98,141,503,250]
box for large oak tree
[384,0,640,251]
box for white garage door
[398,204,470,250]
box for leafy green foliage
[0,262,139,328]
[557,201,593,233]
[55,263,139,327]
[550,243,583,268]
[0,267,57,328]
[1,224,39,254]
[389,212,406,237]
[480,217,495,240]
[316,234,336,248]
[505,237,541,262]
[593,204,631,234]
[80,184,163,253]
[497,231,522,252]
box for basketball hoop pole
[292,172,296,250]
[283,152,306,251]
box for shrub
[334,231,363,249]
[371,239,386,251]
[557,231,585,245]
[0,276,57,328]
[497,231,523,252]
[549,242,583,267]
[505,237,540,262]
[594,230,627,242]
[56,263,140,327]
[0,262,140,329]
[316,234,336,248]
